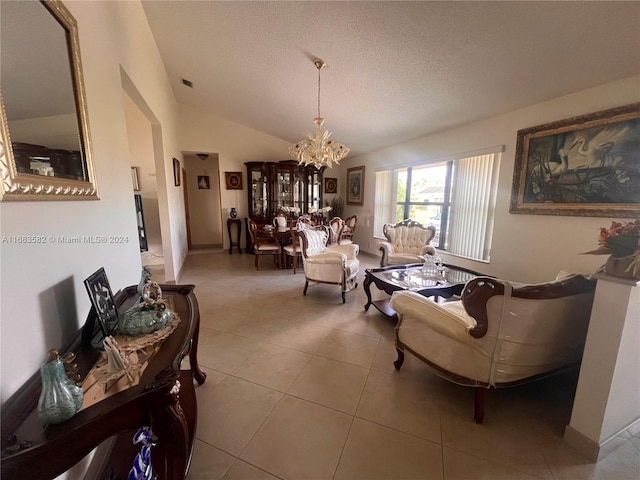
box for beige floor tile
[287,355,369,414]
[627,421,640,438]
[240,395,352,480]
[314,329,380,368]
[355,370,442,444]
[545,439,640,480]
[187,440,235,480]
[268,321,332,354]
[334,417,443,480]
[227,315,292,342]
[182,251,634,480]
[197,376,282,456]
[232,343,312,391]
[198,330,262,373]
[443,447,541,480]
[440,400,555,479]
[223,460,280,480]
[200,305,259,332]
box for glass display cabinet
[245,161,324,254]
[245,160,324,223]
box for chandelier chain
[317,65,321,119]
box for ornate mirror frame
[0,0,98,201]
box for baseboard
[564,418,640,461]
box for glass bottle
[37,349,84,425]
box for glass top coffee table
[363,263,484,318]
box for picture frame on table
[324,177,337,194]
[346,166,365,205]
[510,103,640,217]
[225,172,243,190]
[83,267,119,340]
[173,158,181,187]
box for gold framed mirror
[0,0,97,201]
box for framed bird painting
[510,103,640,217]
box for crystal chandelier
[289,59,350,169]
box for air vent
[181,78,193,88]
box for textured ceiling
[143,1,639,157]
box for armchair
[298,227,360,303]
[378,219,436,267]
[390,273,596,423]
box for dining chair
[328,217,345,245]
[247,219,281,270]
[282,222,302,274]
[341,215,358,244]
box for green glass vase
[37,350,84,425]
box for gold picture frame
[324,177,337,194]
[225,172,243,190]
[510,103,640,217]
[346,166,364,205]
[0,0,98,201]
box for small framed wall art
[173,158,181,187]
[324,177,337,194]
[198,175,210,189]
[346,166,365,205]
[225,172,243,190]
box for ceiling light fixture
[197,153,209,161]
[289,59,350,169]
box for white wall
[185,153,222,247]
[0,1,183,405]
[341,75,640,283]
[178,103,292,250]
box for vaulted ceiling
[141,1,640,157]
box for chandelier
[289,59,350,169]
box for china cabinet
[245,160,324,223]
[245,161,324,254]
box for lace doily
[112,312,181,352]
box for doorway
[184,153,223,249]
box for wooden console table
[1,284,206,480]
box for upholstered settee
[390,273,596,423]
[298,227,359,303]
[378,219,436,267]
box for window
[374,150,501,261]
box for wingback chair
[298,227,359,303]
[378,219,436,267]
[390,273,596,423]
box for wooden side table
[227,218,242,254]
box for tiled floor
[159,250,640,480]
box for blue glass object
[37,350,84,425]
[128,427,156,480]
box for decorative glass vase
[37,349,84,425]
[230,207,237,219]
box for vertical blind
[448,153,499,261]
[374,170,394,237]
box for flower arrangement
[308,206,332,214]
[585,220,640,278]
[589,220,640,257]
[279,206,300,214]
